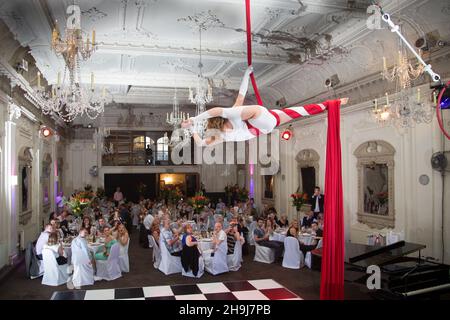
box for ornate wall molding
[354,140,396,229]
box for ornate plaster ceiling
[1,0,449,109]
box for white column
[4,103,20,262]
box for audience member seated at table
[215,215,229,230]
[181,224,201,276]
[253,218,284,261]
[310,221,323,238]
[216,198,226,211]
[150,219,161,245]
[286,225,298,238]
[58,210,71,236]
[54,221,64,240]
[299,222,323,256]
[94,208,102,221]
[117,223,130,248]
[289,219,300,233]
[170,218,183,235]
[301,211,316,229]
[278,215,289,228]
[197,218,208,233]
[36,224,54,260]
[71,227,94,283]
[96,217,110,236]
[82,216,95,236]
[161,219,182,256]
[237,217,249,255]
[265,219,275,236]
[226,220,244,255]
[43,232,68,265]
[94,227,117,261]
[211,222,227,255]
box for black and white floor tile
[51,279,302,300]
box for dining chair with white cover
[41,248,69,286]
[71,239,94,287]
[118,239,130,273]
[158,238,182,275]
[282,237,304,269]
[204,240,229,275]
[304,239,323,269]
[182,254,205,278]
[96,243,122,281]
[253,241,275,264]
[149,235,161,269]
[227,238,243,271]
[247,221,257,246]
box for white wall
[255,85,450,263]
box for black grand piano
[345,241,450,299]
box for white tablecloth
[198,239,214,252]
[298,234,315,245]
[270,232,286,242]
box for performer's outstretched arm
[233,66,253,107]
[192,131,223,147]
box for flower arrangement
[290,191,308,211]
[237,187,249,202]
[224,184,248,202]
[65,191,94,216]
[160,184,184,204]
[189,191,209,213]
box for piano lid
[346,241,426,268]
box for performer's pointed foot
[340,97,349,105]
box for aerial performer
[181,66,349,146]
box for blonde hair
[207,117,226,130]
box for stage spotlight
[41,126,53,138]
[281,126,293,141]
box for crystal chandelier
[371,89,433,128]
[35,68,111,122]
[381,44,424,89]
[166,88,188,127]
[51,20,96,73]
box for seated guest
[94,227,117,261]
[96,217,110,236]
[93,208,102,221]
[265,219,275,236]
[286,226,298,238]
[197,218,208,233]
[161,219,182,256]
[278,214,289,228]
[212,222,227,253]
[301,211,316,229]
[54,221,64,240]
[299,222,323,256]
[253,218,284,261]
[71,227,94,286]
[170,218,183,235]
[43,232,67,265]
[36,224,53,260]
[82,216,95,235]
[226,220,244,255]
[216,198,226,211]
[289,219,300,233]
[237,217,249,255]
[181,224,201,276]
[150,220,161,245]
[58,210,71,236]
[311,221,323,238]
[117,223,130,247]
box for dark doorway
[301,167,316,198]
[104,173,156,202]
[185,174,198,197]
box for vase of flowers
[189,191,209,214]
[65,191,94,217]
[290,191,308,211]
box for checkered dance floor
[51,279,302,300]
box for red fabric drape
[245,0,263,106]
[320,99,345,300]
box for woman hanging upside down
[181,66,348,146]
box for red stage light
[281,128,293,141]
[41,127,52,137]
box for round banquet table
[298,233,315,245]
[197,238,214,252]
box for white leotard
[193,105,277,142]
[221,106,256,141]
